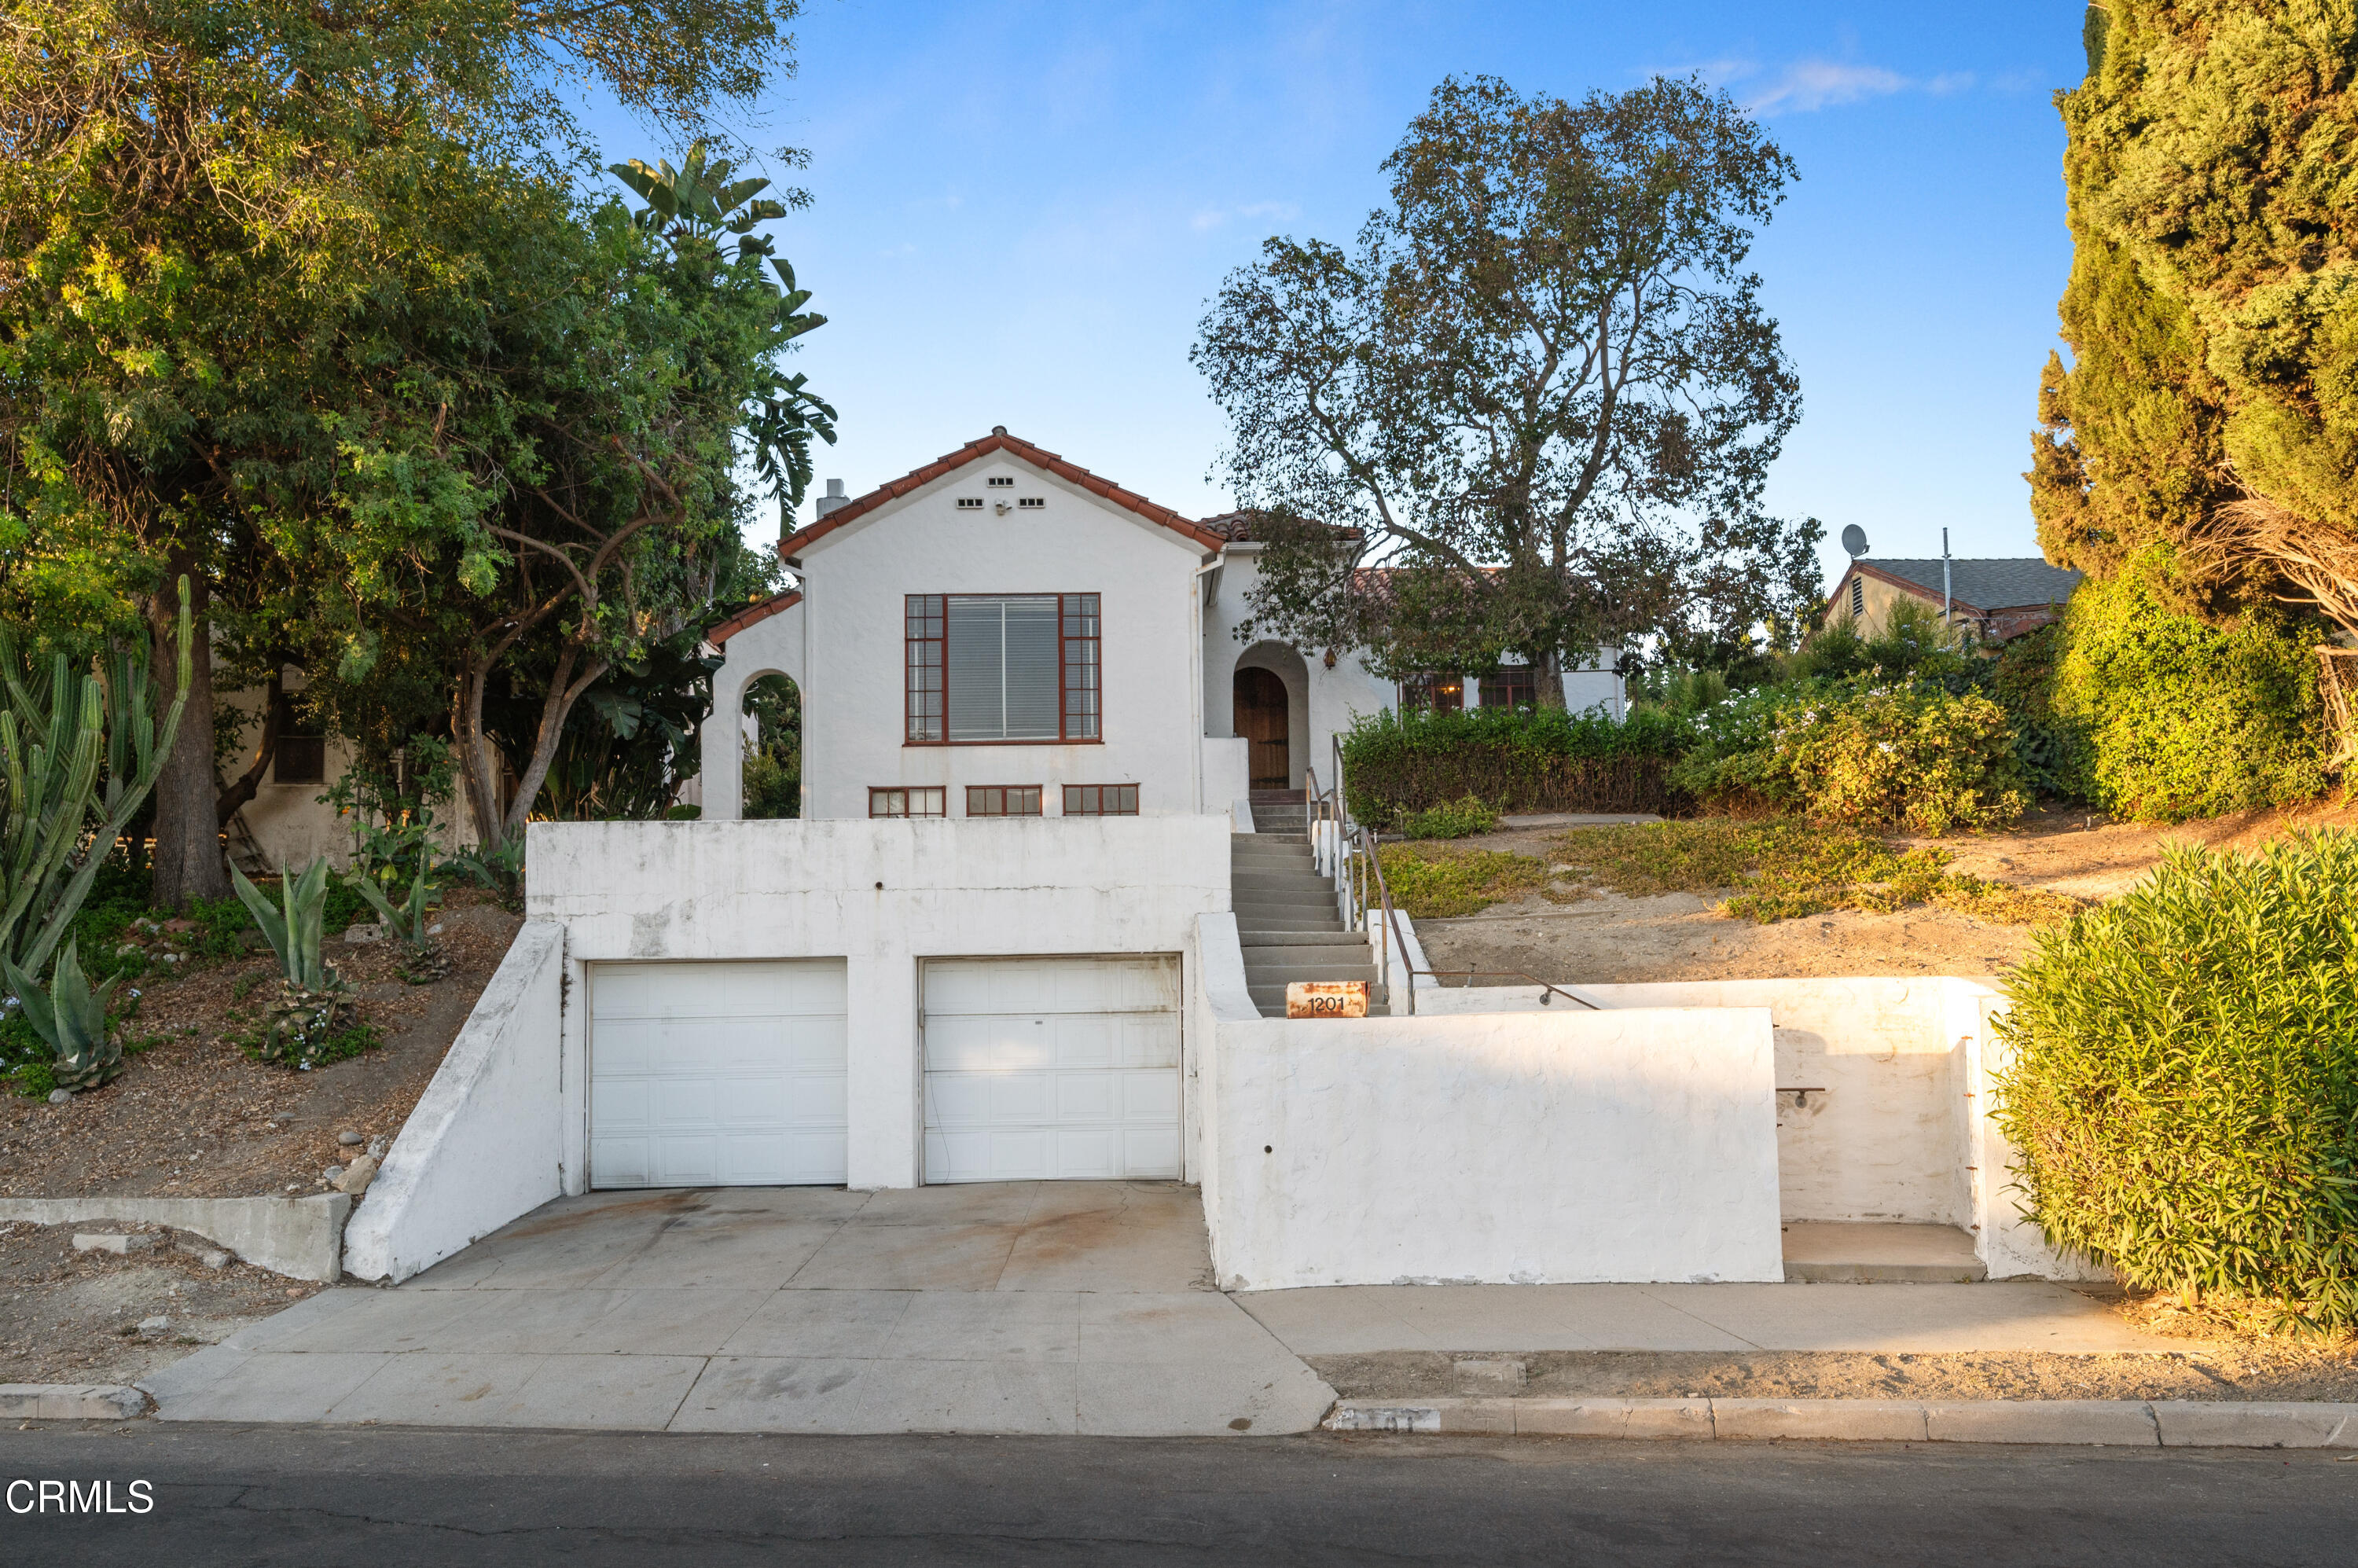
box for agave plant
[346,867,450,984]
[230,858,351,1069]
[2,939,124,1092]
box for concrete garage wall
[531,816,1231,1192]
[1198,918,1784,1289]
[341,922,567,1283]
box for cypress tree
[2032,2,2358,628]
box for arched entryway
[1233,666,1290,790]
[740,672,801,819]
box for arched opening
[1232,666,1291,791]
[740,672,801,819]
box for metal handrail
[1313,736,1422,1016]
[1419,968,1603,1011]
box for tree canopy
[2032,2,2358,630]
[1192,74,1822,692]
[0,0,824,898]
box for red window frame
[966,784,1043,817]
[869,786,946,818]
[905,593,1101,745]
[1062,784,1137,817]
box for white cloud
[1699,57,1977,115]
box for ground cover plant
[1341,706,1692,824]
[1372,846,1552,920]
[1995,832,2358,1331]
[1549,820,2084,926]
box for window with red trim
[905,593,1100,744]
[1062,784,1137,816]
[967,784,1042,817]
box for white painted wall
[341,922,567,1283]
[530,816,1231,1191]
[776,454,1210,820]
[703,597,806,824]
[1203,545,1396,788]
[1199,917,1784,1289]
[1412,975,2103,1282]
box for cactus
[0,578,193,978]
[231,857,353,1068]
[346,866,451,984]
[2,939,125,1092]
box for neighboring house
[1827,556,2083,644]
[700,428,1627,820]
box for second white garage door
[590,960,848,1189]
[921,956,1181,1183]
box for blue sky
[588,2,2083,589]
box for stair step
[1244,963,1379,985]
[1237,915,1350,932]
[1242,931,1370,947]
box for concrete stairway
[1233,794,1384,1018]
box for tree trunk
[149,553,229,908]
[215,669,281,826]
[452,660,511,856]
[1533,645,1566,710]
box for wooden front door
[1233,667,1290,790]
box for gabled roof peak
[778,429,1225,558]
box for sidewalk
[130,1182,2213,1438]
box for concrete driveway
[143,1182,1335,1437]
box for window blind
[945,594,1062,742]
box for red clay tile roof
[777,428,1229,559]
[707,589,801,647]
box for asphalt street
[2,1424,2354,1566]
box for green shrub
[2048,564,2327,822]
[1671,681,2027,834]
[1994,832,2358,1329]
[1341,706,1693,825]
[1398,795,1500,839]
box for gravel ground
[1309,1342,2358,1404]
[0,894,521,1202]
[0,1218,325,1385]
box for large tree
[2032,2,2358,629]
[0,0,808,904]
[1192,75,1822,692]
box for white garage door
[590,960,848,1188]
[922,956,1181,1183]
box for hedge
[2046,564,2327,821]
[1338,707,1693,825]
[1994,832,2358,1328]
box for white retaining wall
[1196,916,1785,1290]
[341,922,567,1283]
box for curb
[1325,1397,2358,1449]
[1,1384,152,1421]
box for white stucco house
[341,429,2090,1299]
[696,428,1622,822]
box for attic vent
[956,498,983,511]
[1018,497,1045,510]
[1849,575,1865,619]
[986,476,1015,488]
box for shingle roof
[1842,558,2083,613]
[777,428,1227,560]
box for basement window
[869,787,946,818]
[1063,784,1138,816]
[967,784,1042,817]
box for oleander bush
[1340,706,1693,825]
[1994,832,2358,1330]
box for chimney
[815,478,849,519]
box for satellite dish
[1840,524,1870,557]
